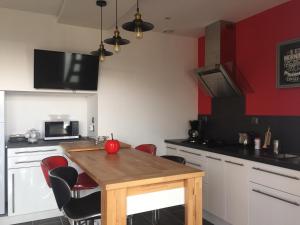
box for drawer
[177,146,205,162]
[165,144,178,155]
[8,153,63,169]
[7,146,62,158]
[250,162,300,196]
[249,182,300,225]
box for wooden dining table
[61,141,205,225]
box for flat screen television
[34,49,99,91]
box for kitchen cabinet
[249,182,300,225]
[7,167,57,216]
[205,153,226,220]
[224,157,249,225]
[7,146,63,216]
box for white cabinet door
[186,160,208,210]
[205,153,226,220]
[249,182,300,225]
[8,167,58,216]
[224,157,249,225]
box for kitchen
[1,0,300,225]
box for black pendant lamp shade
[104,0,130,53]
[91,43,114,57]
[91,0,113,62]
[122,0,154,39]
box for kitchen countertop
[6,138,91,149]
[165,139,300,171]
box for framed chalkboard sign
[277,39,300,88]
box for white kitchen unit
[165,143,300,225]
[7,146,63,217]
[249,182,300,225]
[224,156,249,225]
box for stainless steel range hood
[196,21,242,97]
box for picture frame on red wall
[277,38,300,88]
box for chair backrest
[135,144,157,155]
[49,166,78,210]
[41,156,68,187]
[161,155,186,165]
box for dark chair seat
[161,155,186,164]
[64,191,101,221]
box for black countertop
[165,139,300,171]
[6,138,91,149]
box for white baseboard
[0,209,62,225]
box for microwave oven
[44,121,79,140]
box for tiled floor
[14,206,213,225]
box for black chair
[49,166,101,225]
[161,155,186,165]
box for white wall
[0,8,198,154]
[5,92,88,137]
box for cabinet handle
[12,173,15,214]
[252,189,300,206]
[180,150,202,156]
[166,147,176,150]
[225,160,244,167]
[187,161,202,168]
[15,149,57,154]
[252,167,300,180]
[206,156,222,161]
[15,160,41,165]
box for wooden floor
[14,206,213,225]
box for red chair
[41,156,98,197]
[135,144,157,155]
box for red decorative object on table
[104,133,120,154]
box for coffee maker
[188,120,199,142]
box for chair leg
[128,215,133,225]
[151,209,160,225]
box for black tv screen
[34,49,99,91]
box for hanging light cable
[104,0,130,53]
[91,0,113,62]
[122,0,154,39]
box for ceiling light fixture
[122,0,154,39]
[104,0,130,53]
[91,0,113,62]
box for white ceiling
[0,0,290,37]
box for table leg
[185,177,202,225]
[101,188,127,225]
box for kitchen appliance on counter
[8,134,27,143]
[44,121,79,141]
[25,129,41,143]
[0,91,5,215]
[188,120,199,143]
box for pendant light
[91,0,113,62]
[104,0,130,53]
[122,0,154,39]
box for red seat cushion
[135,144,157,155]
[74,173,98,190]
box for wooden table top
[63,145,204,190]
[61,140,131,152]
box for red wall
[198,0,300,116]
